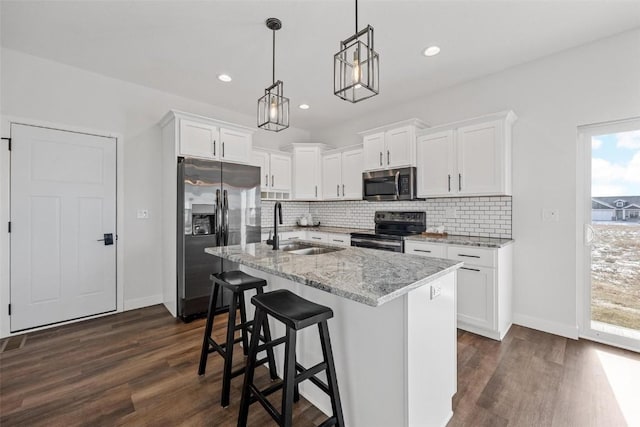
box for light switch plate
[542,209,559,222]
[137,209,149,219]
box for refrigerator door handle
[215,189,222,245]
[223,189,229,245]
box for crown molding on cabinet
[159,109,256,134]
[358,118,428,137]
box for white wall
[0,48,310,332]
[312,28,640,338]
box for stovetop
[350,230,422,241]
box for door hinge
[8,304,11,316]
[1,137,10,151]
[7,222,11,233]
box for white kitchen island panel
[239,265,457,427]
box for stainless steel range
[350,211,426,253]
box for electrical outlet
[430,285,442,300]
[445,208,457,219]
[137,209,149,219]
[542,209,559,222]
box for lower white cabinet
[307,231,327,242]
[405,240,512,340]
[326,233,351,247]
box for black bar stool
[198,271,278,408]
[238,289,345,427]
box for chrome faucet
[272,202,283,250]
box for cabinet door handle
[213,140,216,156]
[387,150,390,165]
[379,152,382,166]
[315,185,318,197]
[272,175,274,187]
[460,267,481,272]
[448,174,451,192]
[414,249,432,253]
[459,173,462,191]
[312,236,322,240]
[337,184,340,197]
[458,254,481,258]
[222,142,225,157]
[342,184,345,196]
[333,239,344,243]
[265,174,269,185]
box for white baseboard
[124,294,163,311]
[512,313,579,339]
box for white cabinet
[292,144,327,200]
[163,110,254,164]
[322,153,342,200]
[405,239,512,341]
[325,232,351,246]
[416,130,456,196]
[179,119,219,159]
[416,111,516,197]
[306,231,327,242]
[405,241,447,258]
[363,133,386,170]
[252,149,292,194]
[360,119,427,171]
[219,127,252,164]
[321,147,364,200]
[456,265,496,332]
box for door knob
[97,233,114,245]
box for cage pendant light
[258,18,289,132]
[334,0,379,103]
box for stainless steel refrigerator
[177,157,261,321]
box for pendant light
[258,18,289,132]
[334,0,379,103]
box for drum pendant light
[334,0,379,103]
[257,18,289,132]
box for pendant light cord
[272,29,276,84]
[355,0,358,33]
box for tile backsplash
[262,197,512,239]
[261,201,310,227]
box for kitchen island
[205,242,462,427]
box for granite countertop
[261,225,372,234]
[205,242,462,307]
[405,234,513,248]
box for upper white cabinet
[219,127,252,164]
[291,144,329,200]
[179,119,219,159]
[321,146,364,200]
[251,149,292,193]
[360,119,427,171]
[161,110,254,164]
[416,111,516,197]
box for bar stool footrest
[249,383,283,424]
[296,362,330,395]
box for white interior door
[10,124,117,332]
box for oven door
[351,237,403,252]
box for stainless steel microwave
[363,167,417,201]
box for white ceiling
[2,1,640,132]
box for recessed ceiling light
[299,104,310,110]
[423,46,441,57]
[217,74,232,82]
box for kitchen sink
[286,246,345,255]
[279,241,345,255]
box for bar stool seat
[238,289,345,427]
[252,289,333,330]
[198,271,277,408]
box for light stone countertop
[261,225,371,234]
[405,234,514,248]
[205,242,462,307]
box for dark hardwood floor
[1,305,639,426]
